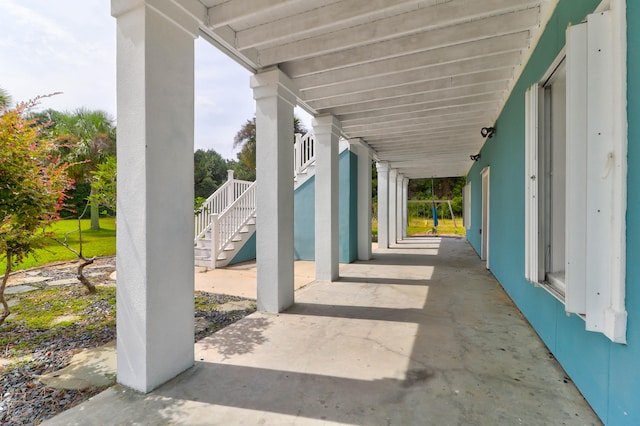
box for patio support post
[350,139,372,260]
[111,0,198,392]
[313,115,341,281]
[389,169,398,244]
[402,177,409,238]
[376,162,390,248]
[396,173,404,242]
[251,69,296,312]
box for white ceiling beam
[236,0,428,50]
[350,120,485,138]
[343,111,491,133]
[274,8,539,74]
[301,51,520,101]
[325,81,505,116]
[291,31,529,89]
[257,0,539,66]
[207,0,307,28]
[309,68,513,110]
[340,102,495,126]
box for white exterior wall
[389,169,398,245]
[251,69,297,313]
[313,115,341,281]
[376,162,390,248]
[111,1,198,392]
[350,140,372,260]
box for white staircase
[195,131,349,268]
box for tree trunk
[89,187,100,230]
[77,257,97,294]
[0,251,13,326]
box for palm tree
[0,87,11,110]
[48,108,116,230]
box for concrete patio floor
[45,237,600,425]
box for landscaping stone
[108,271,117,281]
[217,300,255,312]
[16,276,49,284]
[5,285,39,295]
[38,341,117,390]
[47,278,80,287]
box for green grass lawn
[372,216,465,240]
[0,218,116,274]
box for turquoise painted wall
[466,1,640,424]
[294,149,359,263]
[294,175,315,260]
[229,230,256,265]
[339,151,359,263]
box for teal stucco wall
[466,1,640,423]
[229,230,256,265]
[294,149,359,263]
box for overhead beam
[309,68,513,110]
[340,102,495,126]
[291,32,530,89]
[277,8,539,75]
[343,111,492,133]
[259,0,539,66]
[236,0,426,49]
[301,51,520,101]
[325,81,505,116]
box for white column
[402,177,409,238]
[388,169,398,245]
[313,115,341,281]
[111,1,198,393]
[350,139,372,260]
[396,173,404,242]
[251,69,296,313]
[376,162,390,248]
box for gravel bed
[1,260,256,425]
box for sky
[0,0,311,161]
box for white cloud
[0,0,258,160]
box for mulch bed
[1,257,256,425]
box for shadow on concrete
[285,302,430,323]
[337,276,430,286]
[195,316,271,360]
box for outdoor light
[480,126,496,138]
[470,154,481,162]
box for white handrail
[194,171,253,241]
[294,131,316,175]
[213,181,257,260]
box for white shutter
[565,10,627,343]
[565,21,587,315]
[524,84,539,284]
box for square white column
[251,69,297,312]
[389,169,398,245]
[376,162,390,248]
[402,177,409,238]
[112,1,199,393]
[350,139,372,260]
[313,115,341,281]
[396,173,404,242]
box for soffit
[199,0,554,178]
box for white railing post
[210,214,219,270]
[227,170,235,206]
[294,133,302,175]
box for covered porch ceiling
[198,0,555,179]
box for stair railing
[212,181,257,260]
[195,170,253,241]
[294,131,316,176]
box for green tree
[44,108,116,230]
[88,156,117,212]
[232,116,308,181]
[0,87,11,110]
[194,149,229,199]
[0,98,73,324]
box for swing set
[407,199,458,228]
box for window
[525,8,627,343]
